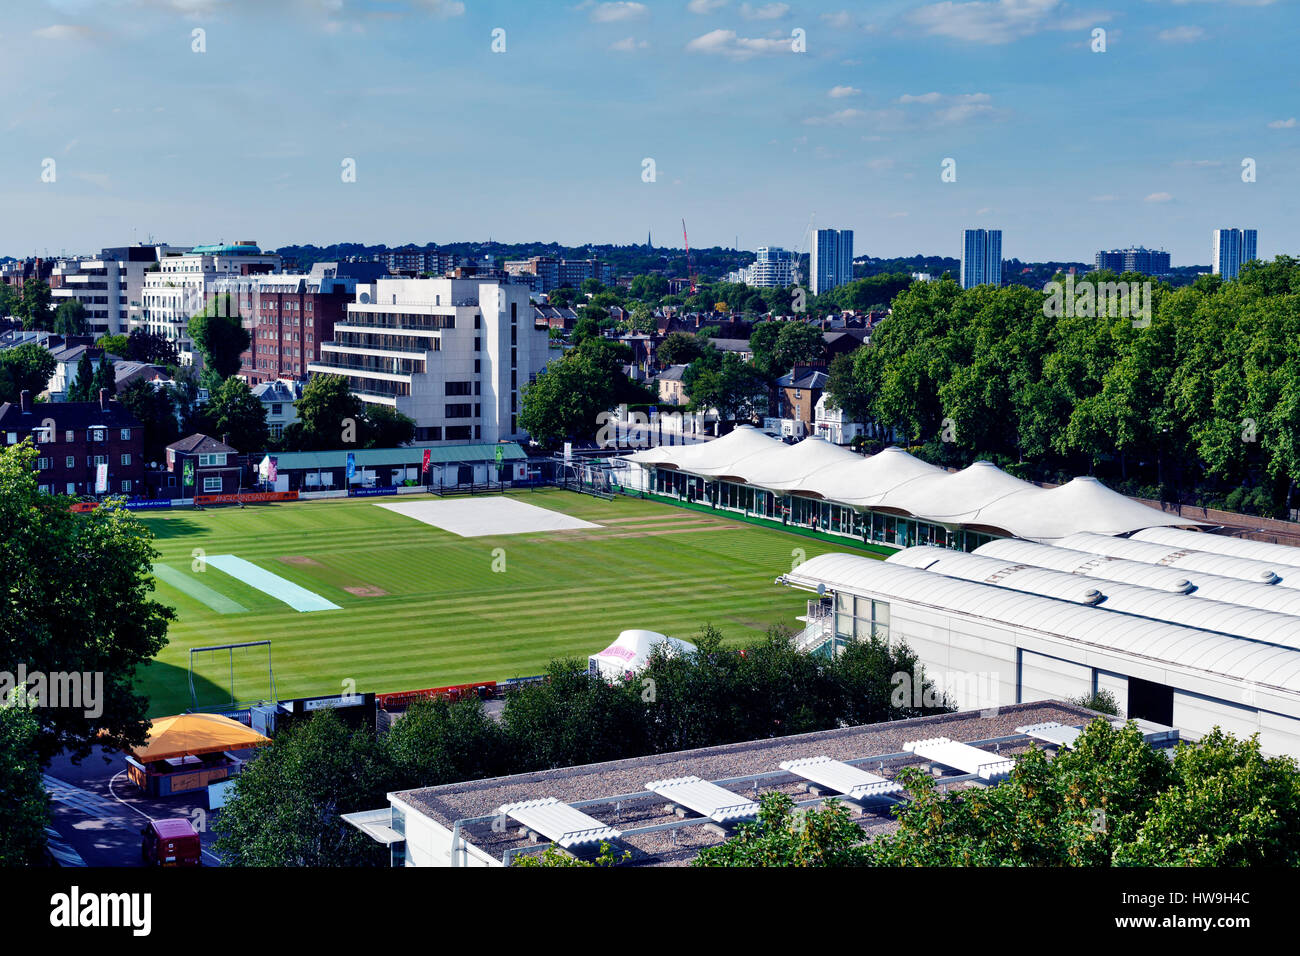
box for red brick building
[223,263,384,385]
[0,389,145,497]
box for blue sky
[1,0,1296,265]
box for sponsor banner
[95,463,108,493]
[376,681,497,710]
[124,499,173,511]
[193,491,299,506]
[421,448,431,474]
[347,486,398,498]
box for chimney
[19,390,31,413]
[98,388,108,411]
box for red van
[140,819,202,867]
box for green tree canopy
[0,442,174,764]
[187,293,250,381]
[200,377,269,453]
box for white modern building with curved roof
[625,427,1201,550]
[780,552,1300,756]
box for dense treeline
[214,627,950,865]
[827,257,1300,516]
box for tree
[656,331,705,368]
[0,442,174,764]
[124,329,179,366]
[282,374,366,451]
[362,404,415,449]
[685,351,767,423]
[53,299,87,337]
[774,321,826,371]
[0,344,57,404]
[1114,729,1300,866]
[386,698,509,790]
[213,711,396,866]
[66,351,95,403]
[501,659,650,770]
[17,280,52,330]
[201,377,269,453]
[187,293,250,380]
[694,791,871,867]
[97,334,129,358]
[91,351,116,398]
[0,703,51,866]
[518,340,627,446]
[0,283,17,319]
[118,379,181,466]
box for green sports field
[136,489,881,716]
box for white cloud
[909,0,1112,46]
[415,0,466,15]
[686,28,790,58]
[822,10,856,29]
[687,0,728,11]
[33,24,94,40]
[1157,25,1205,42]
[1268,117,1297,128]
[740,2,789,19]
[829,85,861,98]
[610,36,649,50]
[896,92,995,125]
[590,2,649,22]
[1144,192,1174,203]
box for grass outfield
[135,489,883,716]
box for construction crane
[681,218,698,294]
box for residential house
[164,433,241,497]
[251,380,302,441]
[0,389,144,496]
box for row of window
[36,454,132,469]
[7,428,131,444]
[39,480,133,494]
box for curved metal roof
[782,553,1300,695]
[973,538,1196,592]
[890,546,1300,653]
[978,537,1300,618]
[1134,526,1300,571]
[1058,531,1287,587]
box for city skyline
[0,1,1296,263]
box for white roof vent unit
[496,797,621,849]
[778,755,903,800]
[644,775,759,823]
[903,736,1016,781]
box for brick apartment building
[0,389,145,497]
[220,262,384,385]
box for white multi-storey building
[137,241,281,366]
[810,228,853,296]
[961,228,1003,289]
[49,243,184,336]
[1212,228,1258,280]
[726,246,795,288]
[308,277,554,445]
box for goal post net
[188,640,276,712]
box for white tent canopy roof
[721,435,862,489]
[629,432,1204,541]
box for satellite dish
[816,583,826,597]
